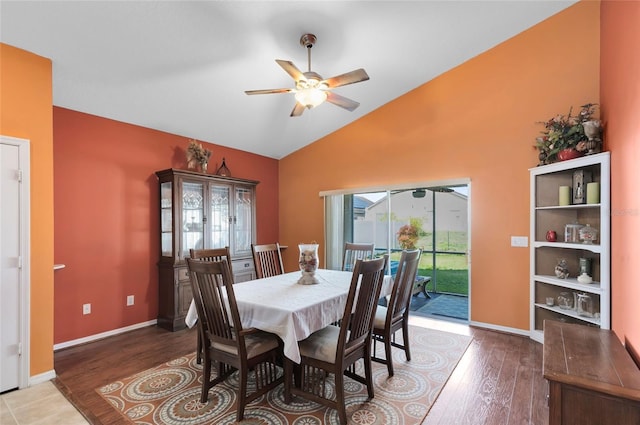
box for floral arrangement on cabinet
[186,139,212,172]
[535,103,603,165]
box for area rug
[97,326,471,424]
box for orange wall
[279,1,600,330]
[600,1,640,353]
[0,44,54,376]
[53,108,279,343]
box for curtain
[323,194,344,270]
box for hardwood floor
[54,325,196,424]
[418,317,549,425]
[54,317,549,425]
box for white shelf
[533,275,604,294]
[535,204,600,210]
[530,152,611,341]
[533,241,603,253]
[534,303,601,326]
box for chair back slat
[190,247,233,276]
[388,249,421,322]
[252,243,285,278]
[186,258,241,349]
[339,256,388,353]
[342,242,375,271]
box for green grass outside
[416,231,467,252]
[419,232,468,295]
[389,231,469,295]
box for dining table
[185,268,392,363]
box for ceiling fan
[245,33,370,117]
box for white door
[0,136,29,392]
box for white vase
[577,273,593,284]
[298,243,319,285]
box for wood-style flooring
[53,316,548,425]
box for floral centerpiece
[186,139,212,172]
[535,103,600,165]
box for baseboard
[53,319,157,351]
[625,337,640,369]
[29,369,56,386]
[468,320,530,338]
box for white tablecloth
[185,269,391,363]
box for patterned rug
[97,326,471,425]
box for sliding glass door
[324,182,470,320]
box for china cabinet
[155,168,259,331]
[529,152,610,343]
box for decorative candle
[586,182,600,204]
[559,186,571,206]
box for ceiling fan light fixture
[295,77,328,108]
[295,87,327,108]
[245,33,368,116]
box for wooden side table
[543,320,640,425]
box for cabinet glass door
[181,181,204,259]
[234,186,254,256]
[209,184,230,249]
[160,182,173,257]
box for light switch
[511,236,529,247]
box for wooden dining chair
[251,243,285,278]
[341,242,375,271]
[186,258,283,421]
[284,255,388,425]
[190,247,233,272]
[189,247,233,364]
[371,249,421,376]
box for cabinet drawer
[232,259,255,272]
[232,259,256,283]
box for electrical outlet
[83,303,91,315]
[127,295,134,306]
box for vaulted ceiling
[1,1,576,159]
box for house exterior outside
[355,189,468,251]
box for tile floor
[0,380,89,425]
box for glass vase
[579,224,598,244]
[298,243,319,285]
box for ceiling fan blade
[290,102,306,117]
[323,69,369,88]
[326,92,360,112]
[276,60,305,82]
[245,88,294,95]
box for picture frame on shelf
[572,170,592,204]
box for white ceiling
[1,1,576,159]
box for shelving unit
[529,152,610,343]
[155,168,259,331]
